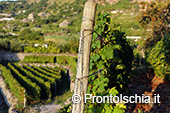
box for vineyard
[0,0,169,112]
[0,63,68,109]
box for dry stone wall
[0,51,77,62]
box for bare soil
[127,67,170,113]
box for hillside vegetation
[0,0,151,54]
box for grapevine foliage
[89,12,133,93]
[0,65,25,105]
[147,33,170,79]
[85,13,133,113]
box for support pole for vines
[24,90,26,108]
[72,0,96,113]
[55,81,57,96]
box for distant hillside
[0,0,156,15]
[0,0,155,37]
[27,0,75,5]
[27,0,156,5]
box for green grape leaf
[109,87,119,96]
[97,61,105,69]
[91,53,100,62]
[100,49,107,59]
[100,46,113,60]
[92,43,96,49]
[113,106,123,113]
[93,76,109,93]
[115,64,125,70]
[105,107,112,113]
[117,103,126,109]
[93,33,98,40]
[90,60,93,69]
[113,44,121,50]
[96,41,101,48]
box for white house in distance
[34,43,48,48]
[34,43,40,47]
[0,18,15,21]
[42,44,48,48]
[111,10,123,14]
[126,36,141,41]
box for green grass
[56,56,77,79]
[44,35,69,43]
[54,90,72,105]
[111,12,151,37]
[112,0,137,9]
[31,27,42,31]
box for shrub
[23,44,60,54]
[10,40,22,52]
[56,36,79,53]
[0,38,10,50]
[19,28,44,41]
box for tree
[19,28,44,41]
[138,0,170,49]
[10,39,22,52]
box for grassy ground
[44,34,69,43]
[111,12,151,37]
[54,91,72,105]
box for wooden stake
[24,90,26,108]
[72,0,96,113]
[55,81,57,96]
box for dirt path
[28,99,71,113]
[127,67,170,113]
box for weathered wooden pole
[55,81,57,96]
[24,90,26,108]
[72,0,96,113]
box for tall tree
[138,0,170,49]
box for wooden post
[0,67,2,75]
[24,90,26,108]
[72,0,96,113]
[55,81,57,96]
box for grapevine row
[39,66,60,75]
[49,66,67,77]
[23,65,57,92]
[12,63,51,99]
[147,33,170,78]
[31,65,61,80]
[0,65,26,104]
[23,55,57,63]
[23,65,55,83]
[53,66,66,73]
[8,63,41,101]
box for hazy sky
[0,0,18,1]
